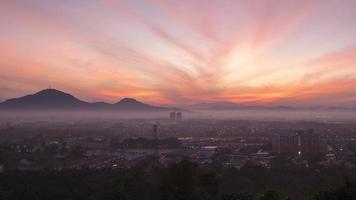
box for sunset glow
[1,0,356,106]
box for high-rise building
[272,133,299,154]
[272,129,326,155]
[169,112,176,122]
[152,124,159,159]
[176,112,182,122]
[299,129,326,155]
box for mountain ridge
[0,89,353,112]
[186,101,353,111]
[0,89,176,112]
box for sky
[1,0,356,106]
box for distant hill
[0,89,90,110]
[187,101,350,111]
[113,98,167,111]
[186,101,279,110]
[187,102,243,110]
[0,89,175,112]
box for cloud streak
[1,0,356,106]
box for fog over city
[1,109,356,122]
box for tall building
[272,129,326,155]
[176,112,182,122]
[299,129,326,155]
[152,124,159,159]
[169,112,176,122]
[272,133,299,154]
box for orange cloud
[1,0,356,106]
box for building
[272,133,299,154]
[299,129,326,155]
[272,129,326,155]
[169,112,183,122]
[152,124,159,158]
[176,112,182,122]
[169,112,176,122]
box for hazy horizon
[1,88,356,109]
[1,109,355,123]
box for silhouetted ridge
[0,89,89,110]
[0,88,175,112]
[114,98,164,111]
[32,89,82,102]
[118,98,140,104]
[187,101,350,111]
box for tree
[314,180,356,200]
[221,193,254,200]
[259,190,281,200]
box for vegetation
[0,159,355,200]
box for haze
[1,110,356,124]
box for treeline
[0,159,355,200]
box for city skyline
[1,0,356,106]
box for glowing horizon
[1,0,356,106]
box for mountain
[187,101,352,111]
[0,89,91,110]
[186,101,279,110]
[113,98,166,111]
[0,89,174,112]
[188,101,244,110]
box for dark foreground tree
[314,180,356,200]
